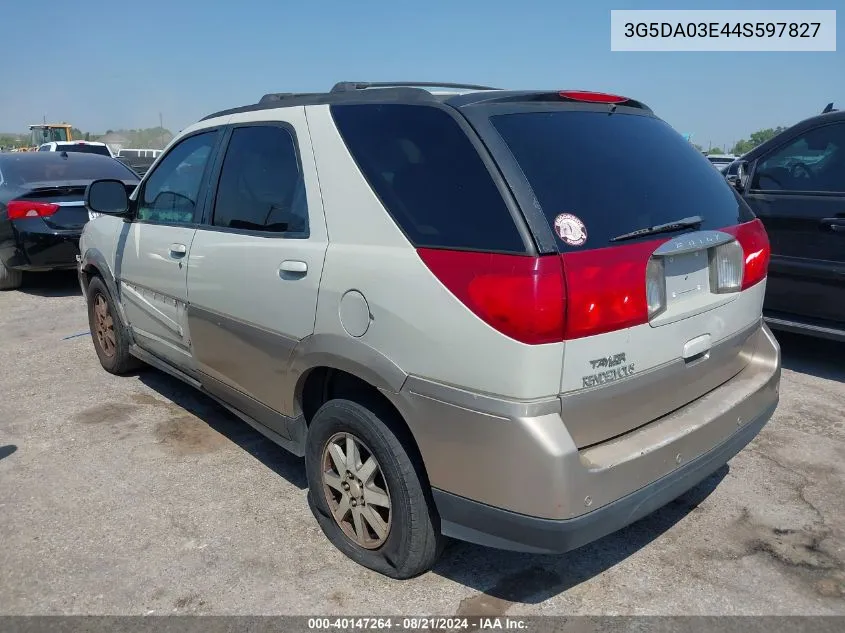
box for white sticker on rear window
[553,213,588,246]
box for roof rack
[330,81,502,93]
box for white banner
[611,10,836,52]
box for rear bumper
[432,399,774,554]
[3,219,80,271]
[387,321,781,552]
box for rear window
[0,155,138,186]
[490,111,754,251]
[331,104,524,253]
[57,144,111,156]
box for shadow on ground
[0,445,17,461]
[137,369,306,489]
[134,362,730,608]
[775,330,845,383]
[18,271,81,298]
[433,467,726,614]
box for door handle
[820,218,845,233]
[169,243,187,257]
[279,260,308,274]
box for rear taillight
[709,240,744,293]
[723,219,771,290]
[417,223,768,344]
[561,239,665,339]
[416,249,566,345]
[418,238,666,344]
[646,257,667,319]
[558,90,629,104]
[7,201,60,220]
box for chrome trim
[652,230,734,256]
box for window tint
[490,111,755,251]
[331,104,524,253]
[55,144,112,156]
[138,131,216,224]
[211,126,308,234]
[752,123,845,193]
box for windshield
[489,110,755,251]
[30,127,69,145]
[0,155,138,186]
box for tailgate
[471,100,767,447]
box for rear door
[463,100,765,447]
[186,108,328,428]
[743,121,845,324]
[117,128,223,370]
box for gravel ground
[0,272,843,616]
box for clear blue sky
[3,0,842,150]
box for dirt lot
[0,272,843,616]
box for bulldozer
[18,123,75,151]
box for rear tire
[305,398,443,579]
[86,276,141,374]
[0,260,22,290]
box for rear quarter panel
[305,104,564,400]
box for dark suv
[729,106,845,341]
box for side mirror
[85,179,130,216]
[726,160,749,193]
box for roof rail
[822,102,836,114]
[330,81,502,93]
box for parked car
[0,152,139,289]
[706,153,738,173]
[727,105,845,341]
[79,81,781,578]
[37,141,115,158]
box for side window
[211,125,308,235]
[752,123,845,193]
[330,104,524,252]
[137,131,217,224]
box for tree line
[693,126,788,156]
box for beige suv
[80,81,781,578]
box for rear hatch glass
[56,143,112,156]
[488,110,754,252]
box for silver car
[79,82,781,578]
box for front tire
[305,399,442,579]
[0,260,22,290]
[86,276,140,374]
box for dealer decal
[582,352,635,388]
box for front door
[117,129,222,370]
[744,121,845,324]
[186,109,328,428]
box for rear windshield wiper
[609,215,703,242]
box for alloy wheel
[321,432,392,549]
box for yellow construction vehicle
[24,123,74,151]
